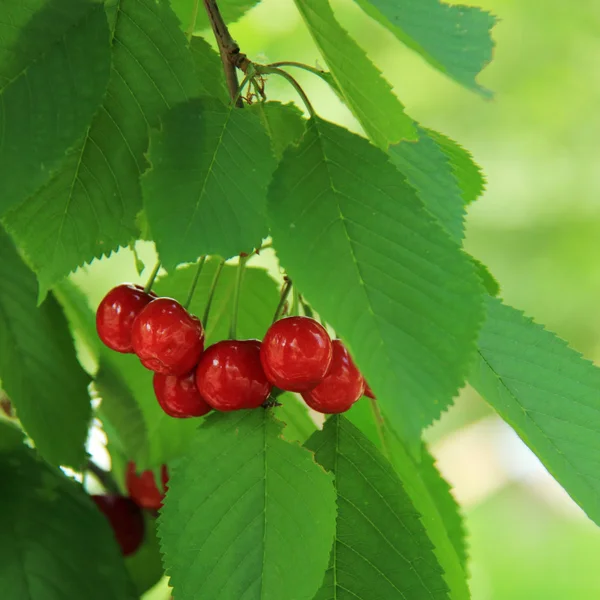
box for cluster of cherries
[95,282,374,418]
[92,461,168,556]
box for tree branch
[203,0,249,106]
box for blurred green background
[77,0,600,597]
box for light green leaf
[154,260,281,345]
[159,410,336,600]
[171,0,260,35]
[292,0,415,147]
[353,0,496,96]
[389,125,465,243]
[0,444,135,599]
[4,0,201,298]
[427,129,485,205]
[276,392,317,444]
[343,401,470,598]
[0,0,111,216]
[470,296,600,526]
[268,117,484,451]
[250,101,307,159]
[0,230,91,469]
[190,35,229,102]
[143,98,276,270]
[306,415,448,599]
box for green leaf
[0,444,135,599]
[0,421,25,454]
[470,256,500,297]
[190,35,229,102]
[389,125,465,243]
[0,230,91,468]
[154,260,281,345]
[159,410,336,600]
[142,98,276,270]
[4,0,201,298]
[470,296,600,527]
[0,0,111,216]
[292,0,415,147]
[250,101,306,159]
[427,129,485,205]
[268,117,484,450]
[353,0,496,97]
[126,514,165,596]
[171,0,260,35]
[96,353,198,471]
[305,415,448,599]
[276,392,317,444]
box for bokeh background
[77,0,600,597]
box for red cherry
[125,461,169,510]
[364,382,376,399]
[302,340,365,414]
[195,340,271,411]
[154,371,212,418]
[131,298,205,375]
[260,316,333,392]
[92,494,145,556]
[96,284,155,353]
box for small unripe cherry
[260,316,333,392]
[131,298,204,375]
[96,284,155,353]
[302,340,365,414]
[196,340,271,411]
[153,371,211,418]
[125,461,169,510]
[92,494,145,556]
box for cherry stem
[87,460,120,495]
[185,256,207,310]
[272,278,292,323]
[292,285,300,317]
[229,254,247,339]
[144,261,161,294]
[203,258,225,327]
[368,399,391,460]
[258,66,316,117]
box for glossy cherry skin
[96,284,155,353]
[302,340,365,414]
[131,298,205,375]
[153,371,212,418]
[92,494,145,556]
[125,461,169,510]
[260,316,333,392]
[195,340,271,411]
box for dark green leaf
[353,0,496,96]
[159,410,336,600]
[0,444,135,599]
[428,129,485,205]
[0,230,91,468]
[292,0,415,147]
[268,117,484,450]
[142,98,276,270]
[0,0,111,216]
[190,35,229,102]
[126,514,165,596]
[4,0,201,298]
[0,421,25,453]
[389,125,465,243]
[470,296,600,526]
[250,101,306,159]
[306,415,448,599]
[471,256,500,297]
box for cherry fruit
[131,298,205,375]
[92,494,145,556]
[195,340,271,411]
[125,461,169,510]
[302,340,365,414]
[154,371,211,418]
[260,316,333,392]
[96,284,155,353]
